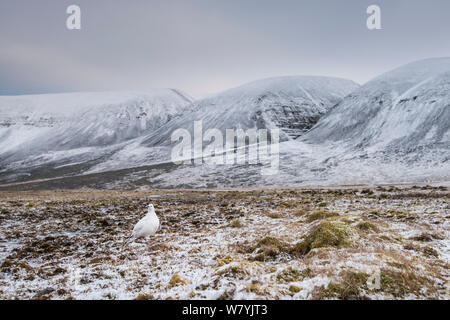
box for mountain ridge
[0,59,448,189]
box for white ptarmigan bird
[128,204,160,241]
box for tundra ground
[0,186,448,300]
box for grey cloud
[1,0,450,96]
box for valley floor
[0,186,448,300]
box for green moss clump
[316,268,438,299]
[229,219,243,228]
[388,210,416,221]
[214,264,247,278]
[356,221,379,232]
[24,201,39,209]
[293,208,309,217]
[168,274,188,288]
[251,236,289,261]
[289,285,301,294]
[256,236,284,248]
[292,221,357,255]
[312,271,370,300]
[307,211,339,222]
[265,212,283,219]
[217,255,233,266]
[379,269,432,298]
[277,267,313,283]
[246,282,261,294]
[135,293,153,300]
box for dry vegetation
[0,185,448,300]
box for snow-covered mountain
[0,59,448,190]
[0,90,193,162]
[72,76,357,177]
[0,76,358,187]
[140,76,359,146]
[305,58,450,154]
[137,60,449,188]
[286,57,450,185]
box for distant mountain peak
[305,57,450,154]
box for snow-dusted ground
[0,186,448,300]
[1,136,448,190]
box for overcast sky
[1,0,450,97]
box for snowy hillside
[131,60,450,188]
[304,58,450,154]
[0,60,448,189]
[0,90,193,162]
[283,58,450,185]
[141,76,359,146]
[81,76,358,176]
